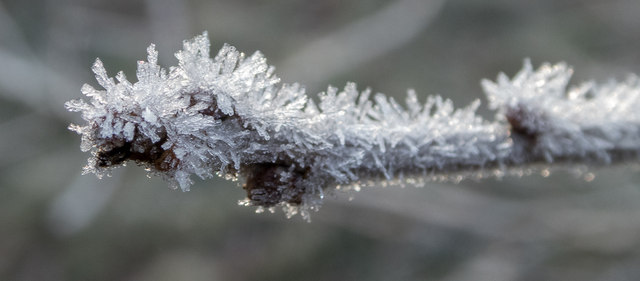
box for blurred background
[2,0,640,280]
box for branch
[65,32,640,219]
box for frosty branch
[66,32,640,219]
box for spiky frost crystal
[66,32,640,219]
[483,60,640,164]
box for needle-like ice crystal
[66,32,640,219]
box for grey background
[1,0,640,280]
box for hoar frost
[66,32,640,219]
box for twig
[66,32,640,219]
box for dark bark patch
[243,163,307,207]
[96,130,179,172]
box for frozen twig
[66,32,640,219]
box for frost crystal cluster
[66,32,640,219]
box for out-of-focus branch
[280,0,445,88]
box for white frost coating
[483,59,640,164]
[66,32,640,219]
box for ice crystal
[483,59,640,165]
[66,32,640,219]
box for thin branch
[66,32,640,219]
